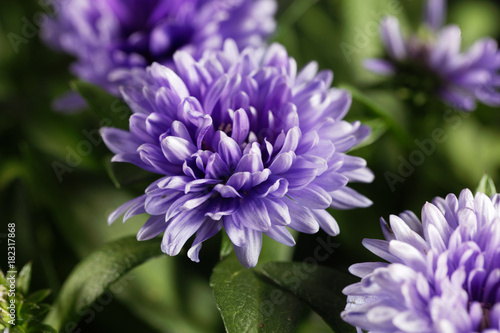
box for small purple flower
[101,41,373,267]
[342,189,500,332]
[365,0,500,111]
[42,0,276,95]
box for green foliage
[43,236,163,331]
[211,257,357,333]
[210,255,303,333]
[476,174,497,197]
[257,262,357,333]
[0,263,56,333]
[71,80,131,129]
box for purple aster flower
[41,0,276,96]
[342,189,500,332]
[365,0,500,111]
[101,41,373,268]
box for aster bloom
[101,40,373,268]
[42,0,276,96]
[342,189,500,332]
[365,0,500,111]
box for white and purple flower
[101,41,373,267]
[342,189,500,332]
[42,0,276,95]
[366,0,500,111]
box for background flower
[342,189,500,332]
[365,0,500,111]
[42,0,277,95]
[101,40,373,267]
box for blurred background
[1,0,500,332]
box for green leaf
[340,83,412,147]
[210,255,302,333]
[26,324,57,333]
[26,289,52,304]
[17,262,32,295]
[43,236,163,331]
[476,174,497,197]
[70,80,131,129]
[256,262,357,333]
[350,118,388,151]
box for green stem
[340,83,413,148]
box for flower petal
[137,215,166,241]
[233,229,262,268]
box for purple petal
[213,184,242,198]
[231,108,250,145]
[264,198,291,226]
[288,184,332,209]
[362,239,401,263]
[205,153,231,179]
[161,136,197,164]
[224,215,247,247]
[149,63,189,100]
[52,90,88,114]
[380,17,407,60]
[226,172,252,191]
[349,262,388,278]
[424,0,447,31]
[264,226,296,247]
[218,133,242,169]
[233,229,262,268]
[108,194,147,225]
[286,199,320,234]
[364,59,396,76]
[101,127,139,154]
[330,187,373,210]
[145,191,182,215]
[312,209,340,236]
[204,75,228,115]
[137,214,166,241]
[269,152,295,174]
[138,143,180,174]
[233,198,272,232]
[180,193,212,211]
[430,25,462,70]
[422,202,453,245]
[161,209,207,256]
[235,143,264,173]
[187,221,223,262]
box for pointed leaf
[255,262,357,333]
[43,236,162,331]
[210,255,302,333]
[350,118,388,151]
[17,262,32,295]
[26,289,52,304]
[70,80,131,129]
[476,174,497,197]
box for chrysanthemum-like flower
[42,0,276,95]
[101,41,373,267]
[365,0,500,111]
[342,189,500,332]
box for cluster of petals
[365,0,500,111]
[42,0,276,95]
[342,189,500,332]
[101,40,373,267]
